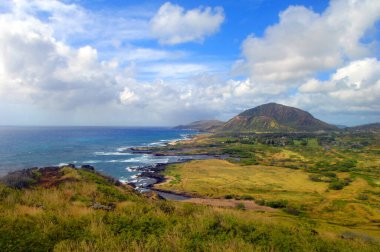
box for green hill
[221,103,337,132]
[348,123,380,132]
[174,120,224,132]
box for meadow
[155,132,380,241]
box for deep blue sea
[0,126,195,182]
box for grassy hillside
[174,120,224,132]
[1,166,379,251]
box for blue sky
[0,0,379,126]
[72,0,330,64]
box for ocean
[0,126,196,182]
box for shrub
[240,158,258,165]
[329,180,345,190]
[235,203,246,210]
[0,169,38,189]
[324,172,337,178]
[335,159,357,172]
[315,161,329,168]
[240,195,254,200]
[265,200,288,209]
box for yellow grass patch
[157,159,327,201]
[15,204,43,216]
[157,159,380,232]
[273,149,307,161]
[68,204,94,216]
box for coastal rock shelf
[126,154,224,193]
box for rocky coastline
[123,141,229,196]
[125,154,223,194]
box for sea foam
[95,151,132,156]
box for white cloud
[119,87,139,105]
[9,0,88,40]
[294,58,380,115]
[150,2,224,45]
[239,0,380,87]
[141,63,210,79]
[0,3,123,109]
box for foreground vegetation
[1,165,379,251]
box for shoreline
[125,153,226,195]
[0,132,218,200]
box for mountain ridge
[347,122,380,132]
[173,120,224,132]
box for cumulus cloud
[0,2,122,109]
[239,0,380,87]
[150,2,224,45]
[119,87,140,105]
[299,58,380,105]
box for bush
[240,195,254,200]
[235,203,246,210]
[329,180,345,190]
[324,172,337,178]
[240,158,258,165]
[265,200,288,209]
[255,199,288,208]
[0,169,39,189]
[335,159,357,172]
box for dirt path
[182,198,275,211]
[157,176,174,186]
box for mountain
[174,120,224,132]
[220,103,337,132]
[347,123,380,132]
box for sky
[0,0,379,126]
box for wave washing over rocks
[124,154,227,193]
[83,134,204,192]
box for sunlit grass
[1,167,379,251]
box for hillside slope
[348,123,380,132]
[1,165,377,251]
[174,120,224,132]
[221,103,337,132]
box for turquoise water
[0,126,195,182]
